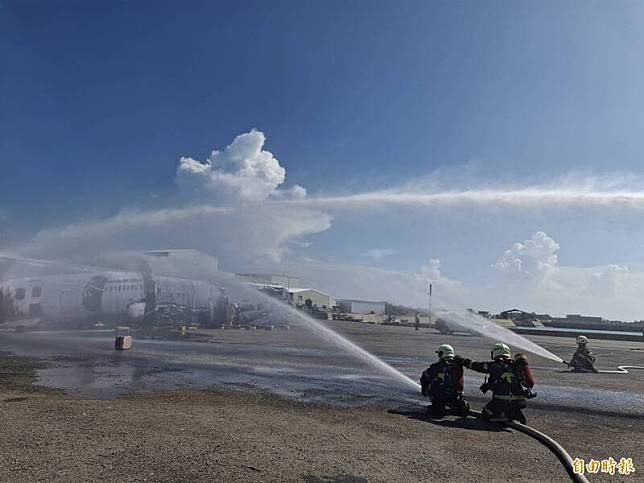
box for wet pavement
[0,328,421,405]
[1,322,643,416]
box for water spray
[434,308,564,362]
[292,184,644,210]
[228,278,566,394]
[236,284,422,392]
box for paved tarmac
[1,322,643,416]
[1,321,643,482]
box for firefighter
[462,342,535,424]
[420,344,470,418]
[569,335,598,373]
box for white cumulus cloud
[16,130,329,266]
[586,264,629,296]
[271,184,308,200]
[493,231,560,281]
[176,129,301,203]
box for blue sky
[3,1,644,318]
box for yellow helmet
[491,342,511,359]
[436,344,455,359]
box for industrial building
[337,299,386,315]
[288,288,335,309]
[235,273,300,288]
[564,314,604,324]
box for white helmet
[577,335,588,345]
[491,342,511,359]
[435,344,455,360]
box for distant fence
[544,321,644,333]
[513,327,644,342]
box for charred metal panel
[82,275,108,313]
[0,289,5,323]
[0,286,21,321]
[29,303,43,317]
[142,271,156,312]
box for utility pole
[281,271,292,289]
[428,283,433,327]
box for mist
[3,130,644,321]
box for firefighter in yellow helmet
[462,342,535,424]
[420,344,470,418]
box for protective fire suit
[570,345,598,373]
[420,357,469,417]
[463,355,535,424]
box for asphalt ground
[0,321,642,482]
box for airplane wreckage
[0,251,292,332]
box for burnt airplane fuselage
[0,271,229,329]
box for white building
[338,299,386,315]
[288,288,335,309]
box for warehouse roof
[338,298,386,304]
[288,288,332,297]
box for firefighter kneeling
[420,344,470,418]
[463,342,536,424]
[568,335,598,373]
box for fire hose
[597,365,644,374]
[468,409,590,483]
[563,359,644,374]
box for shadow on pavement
[303,475,368,483]
[388,405,510,432]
